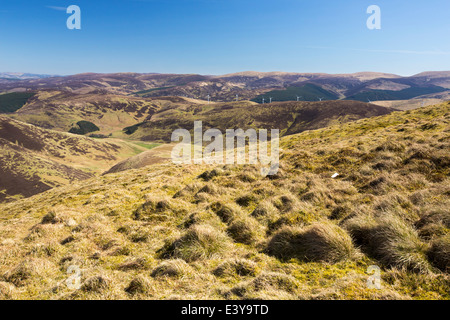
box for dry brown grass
[0,102,448,300]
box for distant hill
[0,72,56,80]
[8,90,191,135]
[123,100,394,142]
[1,71,449,103]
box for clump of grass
[24,225,51,242]
[374,141,406,153]
[210,202,239,223]
[117,258,150,271]
[251,200,278,218]
[416,207,450,240]
[60,236,75,245]
[230,272,298,298]
[160,224,231,262]
[3,258,50,287]
[227,218,262,245]
[151,259,192,278]
[0,281,15,299]
[198,168,223,181]
[133,197,172,220]
[360,175,389,195]
[213,259,259,277]
[267,207,317,234]
[196,183,222,195]
[238,172,257,183]
[329,204,351,220]
[273,194,299,213]
[129,228,151,243]
[81,275,111,293]
[41,211,62,224]
[125,275,153,295]
[427,235,450,273]
[267,222,357,262]
[28,242,60,257]
[345,214,431,272]
[173,183,203,199]
[236,194,258,207]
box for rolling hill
[7,91,191,136]
[121,100,394,142]
[0,102,448,299]
[1,71,449,104]
[0,116,153,202]
[4,91,393,144]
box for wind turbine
[207,94,210,104]
[318,97,324,101]
[296,95,302,102]
[367,98,372,103]
[262,97,265,104]
[269,97,273,103]
[236,94,239,102]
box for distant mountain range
[0,72,57,80]
[1,71,449,103]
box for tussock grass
[161,224,231,262]
[117,257,150,271]
[267,222,357,263]
[125,275,153,295]
[229,272,299,299]
[427,235,450,273]
[213,259,259,277]
[227,218,263,245]
[151,259,193,278]
[345,214,431,272]
[210,202,240,224]
[251,200,278,219]
[81,275,111,292]
[0,281,15,299]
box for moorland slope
[0,102,448,299]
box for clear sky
[1,0,449,76]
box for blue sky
[1,0,449,76]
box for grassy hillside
[8,91,183,135]
[0,116,156,202]
[123,100,393,142]
[0,92,35,113]
[0,102,448,299]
